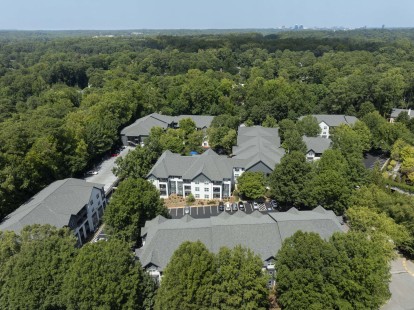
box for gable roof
[0,178,104,233]
[232,126,285,170]
[300,115,358,127]
[121,113,214,137]
[148,149,238,181]
[303,136,332,154]
[137,207,344,271]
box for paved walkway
[382,257,414,310]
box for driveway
[84,146,134,191]
[382,257,414,310]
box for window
[195,187,200,192]
[96,194,99,199]
[89,200,93,206]
[204,188,209,192]
[195,194,200,198]
[204,181,209,185]
[195,181,199,185]
[324,126,327,129]
[204,194,210,199]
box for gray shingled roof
[0,178,104,233]
[300,115,358,127]
[303,136,332,154]
[173,115,214,129]
[137,207,344,270]
[148,149,238,181]
[121,113,171,137]
[390,108,414,119]
[232,126,285,170]
[121,113,214,137]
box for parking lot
[168,201,277,219]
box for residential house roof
[148,149,239,181]
[303,136,332,154]
[0,178,104,233]
[300,115,358,127]
[121,113,214,137]
[390,108,414,119]
[136,207,344,271]
[232,126,285,170]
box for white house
[300,115,358,138]
[147,126,285,200]
[303,136,332,161]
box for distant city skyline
[1,0,413,30]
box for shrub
[186,193,195,204]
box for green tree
[207,127,237,153]
[62,239,156,310]
[0,225,77,310]
[0,230,20,267]
[211,246,269,310]
[269,152,312,208]
[281,129,307,153]
[154,241,216,310]
[261,115,278,128]
[275,231,340,310]
[296,115,321,137]
[104,178,168,245]
[302,149,353,214]
[346,206,411,255]
[113,146,157,179]
[179,118,196,136]
[276,231,392,310]
[237,171,266,200]
[330,232,391,309]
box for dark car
[219,201,224,211]
[270,200,278,210]
[238,201,245,210]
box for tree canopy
[155,241,269,310]
[104,178,168,245]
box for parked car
[184,206,190,214]
[86,170,98,175]
[111,153,120,157]
[225,202,231,211]
[238,201,245,210]
[232,202,238,211]
[253,201,259,210]
[270,200,278,210]
[219,201,224,211]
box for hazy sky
[1,0,413,30]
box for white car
[86,170,98,175]
[184,206,190,214]
[253,201,259,210]
[225,203,231,211]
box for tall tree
[236,171,266,200]
[269,151,312,208]
[211,246,269,310]
[296,115,321,137]
[62,239,156,310]
[154,241,216,310]
[0,225,77,310]
[104,178,168,245]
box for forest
[1,29,414,219]
[2,29,414,309]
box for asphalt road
[382,257,414,310]
[84,146,134,191]
[168,201,277,219]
